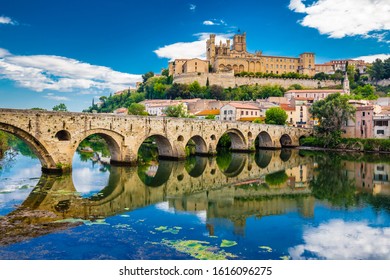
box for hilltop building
[315,59,368,74]
[169,32,316,77]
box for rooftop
[226,102,260,110]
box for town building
[220,102,261,121]
[168,58,209,76]
[373,113,390,139]
[285,89,344,101]
[194,109,220,120]
[113,107,128,115]
[315,59,368,74]
[140,100,188,116]
[343,105,375,139]
[169,32,316,76]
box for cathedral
[169,32,316,77]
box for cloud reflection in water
[289,219,390,260]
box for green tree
[142,71,154,83]
[161,68,169,77]
[188,81,202,97]
[352,84,377,100]
[30,107,46,111]
[208,85,226,100]
[384,58,390,79]
[368,59,385,82]
[128,103,148,116]
[265,107,288,125]
[163,103,188,118]
[309,93,356,147]
[205,114,215,120]
[52,103,68,112]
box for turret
[343,71,350,94]
[206,34,216,65]
[232,32,247,52]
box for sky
[0,0,389,112]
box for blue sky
[0,0,389,111]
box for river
[0,146,390,260]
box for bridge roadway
[0,108,311,173]
[0,150,314,245]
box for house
[113,107,128,115]
[195,109,220,120]
[220,102,261,121]
[140,100,188,116]
[343,105,375,139]
[281,99,311,128]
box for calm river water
[0,148,390,260]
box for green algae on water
[54,218,110,226]
[162,239,237,260]
[155,226,168,231]
[259,246,272,252]
[220,239,237,248]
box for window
[246,111,249,115]
[251,111,253,115]
[241,111,244,115]
[224,110,227,114]
[375,120,389,126]
[377,130,385,135]
[362,112,365,116]
[362,120,366,125]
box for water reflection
[289,220,390,260]
[1,149,390,259]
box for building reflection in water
[2,149,390,245]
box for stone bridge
[0,108,311,173]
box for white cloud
[288,0,306,13]
[0,48,142,93]
[203,19,227,26]
[288,0,390,41]
[154,33,233,61]
[0,16,16,25]
[0,48,10,58]
[44,93,70,101]
[289,220,390,260]
[189,4,196,11]
[353,54,390,63]
[203,20,216,26]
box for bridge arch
[72,129,124,164]
[138,134,177,160]
[221,128,247,151]
[186,135,208,155]
[257,131,273,148]
[280,134,293,147]
[0,122,57,170]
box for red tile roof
[195,109,220,116]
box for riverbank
[300,136,390,154]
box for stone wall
[173,72,341,88]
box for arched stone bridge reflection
[0,108,311,173]
[0,150,315,245]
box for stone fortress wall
[173,72,341,88]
